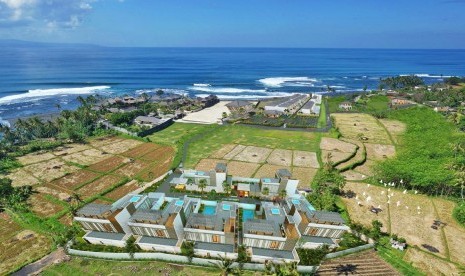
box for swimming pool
[203,205,216,215]
[129,196,142,203]
[242,209,255,222]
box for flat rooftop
[138,236,178,246]
[251,247,296,260]
[243,219,281,237]
[195,242,235,253]
[85,231,126,241]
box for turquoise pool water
[203,205,216,215]
[242,209,255,222]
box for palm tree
[222,181,231,195]
[210,254,234,276]
[198,179,207,194]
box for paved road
[13,248,69,276]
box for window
[212,235,220,243]
[270,241,279,249]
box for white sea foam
[0,86,111,105]
[189,86,267,93]
[194,92,289,100]
[193,83,211,87]
[258,77,318,88]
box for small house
[338,101,353,111]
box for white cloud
[0,0,96,28]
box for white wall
[115,208,133,234]
[285,179,299,196]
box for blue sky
[0,0,464,48]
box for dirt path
[13,248,68,276]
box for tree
[268,262,299,276]
[370,220,383,241]
[211,254,234,276]
[181,241,195,262]
[125,236,138,259]
[237,245,248,264]
[222,181,232,195]
[198,179,207,194]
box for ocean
[1,46,464,122]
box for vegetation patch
[28,194,65,217]
[320,137,357,153]
[209,143,238,159]
[88,156,129,172]
[292,150,320,168]
[364,143,396,160]
[98,139,143,154]
[61,148,109,166]
[51,143,90,156]
[195,158,225,171]
[24,159,79,182]
[332,113,392,144]
[122,143,161,158]
[232,146,272,163]
[114,160,151,178]
[77,175,125,199]
[16,152,56,166]
[378,119,406,144]
[291,167,318,188]
[253,164,290,178]
[266,149,293,166]
[404,247,461,276]
[139,146,174,163]
[226,161,260,178]
[223,145,247,160]
[103,180,140,200]
[49,169,100,190]
[7,169,40,187]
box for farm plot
[321,150,353,164]
[17,151,56,165]
[266,149,293,166]
[336,139,365,170]
[61,148,109,165]
[97,139,143,154]
[140,146,174,162]
[292,167,318,188]
[332,113,392,144]
[432,199,465,264]
[88,156,129,172]
[0,217,51,275]
[379,119,406,144]
[292,151,319,168]
[364,143,396,160]
[223,145,247,160]
[209,144,238,159]
[318,250,399,276]
[28,194,65,217]
[342,182,390,232]
[49,169,100,190]
[52,143,90,156]
[88,136,121,148]
[254,164,291,179]
[320,137,357,153]
[233,146,272,163]
[36,186,72,201]
[388,192,446,258]
[104,180,140,201]
[226,161,260,178]
[77,174,125,199]
[24,159,79,182]
[195,158,224,171]
[404,247,461,276]
[122,143,161,158]
[7,169,40,187]
[341,170,368,181]
[115,160,150,178]
[354,159,377,177]
[138,155,173,182]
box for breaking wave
[258,77,319,88]
[0,86,111,105]
[189,86,267,93]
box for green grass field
[42,256,258,276]
[328,95,389,113]
[317,101,327,128]
[184,124,325,167]
[147,123,218,146]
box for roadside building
[338,101,353,111]
[225,100,253,112]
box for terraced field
[318,250,399,276]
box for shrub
[453,202,465,226]
[296,245,330,266]
[338,232,366,250]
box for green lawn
[147,123,218,146]
[328,95,389,113]
[185,124,324,167]
[42,256,257,276]
[317,100,327,128]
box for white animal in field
[403,190,407,194]
[377,205,381,209]
[417,206,421,210]
[384,183,387,187]
[367,184,370,188]
[391,193,394,197]
[388,188,391,192]
[387,200,390,204]
[380,180,383,184]
[400,179,404,184]
[366,196,371,202]
[414,190,418,194]
[363,192,366,196]
[381,191,385,195]
[396,201,401,207]
[406,206,409,209]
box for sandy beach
[177,101,231,124]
